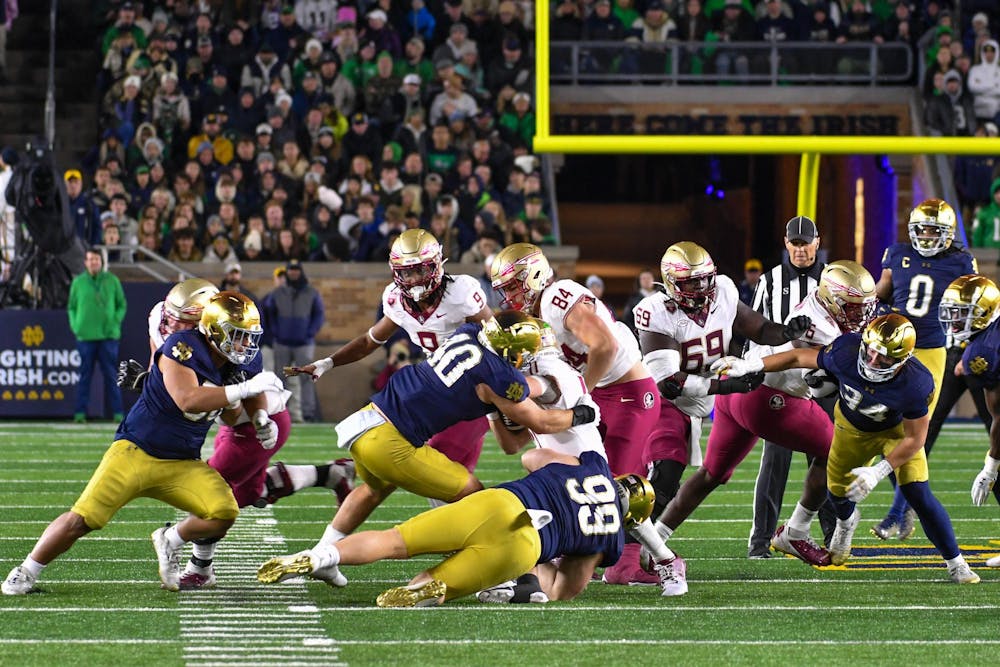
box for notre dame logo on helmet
[969,356,989,375]
[171,341,193,361]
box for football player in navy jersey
[258,448,654,607]
[2,292,285,595]
[261,311,600,588]
[714,314,979,583]
[940,275,1000,567]
[872,199,977,540]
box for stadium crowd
[71,0,548,270]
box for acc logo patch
[768,394,785,410]
[643,391,655,409]
[505,382,525,401]
[171,342,193,361]
[969,356,989,375]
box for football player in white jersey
[632,241,812,586]
[282,229,495,502]
[490,243,664,585]
[693,260,877,567]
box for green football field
[2,421,999,667]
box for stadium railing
[550,41,914,87]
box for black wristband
[571,404,596,427]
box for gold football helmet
[389,229,444,302]
[614,473,656,527]
[199,291,263,365]
[490,243,553,312]
[163,278,220,332]
[660,241,717,326]
[858,313,916,382]
[481,310,542,368]
[816,260,877,333]
[908,198,957,257]
[939,274,1000,344]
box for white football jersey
[382,274,487,353]
[747,290,842,398]
[148,301,168,349]
[538,279,641,388]
[633,274,740,418]
[523,350,606,459]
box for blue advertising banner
[0,281,172,418]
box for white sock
[192,542,218,562]
[787,503,817,538]
[164,525,185,549]
[655,520,674,541]
[631,518,676,561]
[284,464,319,491]
[946,555,967,569]
[316,524,347,549]
[427,498,447,509]
[312,543,342,570]
[21,556,45,578]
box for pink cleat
[771,524,832,567]
[602,543,659,585]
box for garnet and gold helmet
[480,309,542,368]
[816,260,877,333]
[908,198,957,257]
[389,229,445,302]
[858,313,916,383]
[163,278,220,332]
[660,241,717,326]
[614,473,656,527]
[490,243,553,312]
[938,274,1000,344]
[199,291,263,365]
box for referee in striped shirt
[747,216,836,557]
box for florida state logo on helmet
[660,241,717,327]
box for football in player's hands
[500,413,525,432]
[782,315,812,341]
[117,359,148,392]
[804,369,838,398]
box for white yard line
[176,508,342,667]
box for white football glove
[709,356,764,378]
[846,459,893,502]
[971,456,1000,506]
[225,371,285,404]
[253,409,279,450]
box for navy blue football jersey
[817,333,935,432]
[371,322,530,446]
[961,319,1000,390]
[498,450,625,567]
[116,330,262,459]
[882,243,976,348]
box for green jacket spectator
[68,254,127,341]
[972,178,1000,249]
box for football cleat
[2,566,37,595]
[948,560,980,584]
[257,551,316,584]
[178,567,217,590]
[984,554,1000,568]
[870,516,899,540]
[771,525,832,567]
[650,554,687,597]
[256,461,296,507]
[829,509,860,566]
[326,458,356,505]
[477,574,548,604]
[602,543,658,585]
[376,578,447,608]
[151,525,183,591]
[897,508,917,541]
